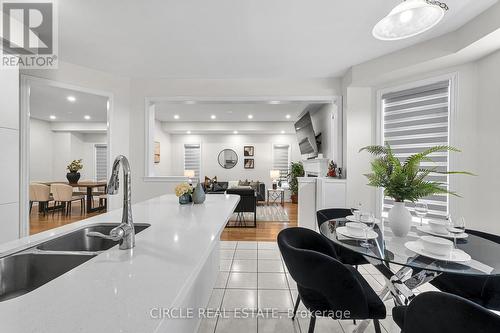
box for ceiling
[58,0,497,79]
[30,84,108,122]
[154,102,318,122]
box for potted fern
[360,144,472,237]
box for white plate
[336,227,379,240]
[417,225,468,239]
[405,241,471,262]
[346,215,381,224]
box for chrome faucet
[87,155,135,250]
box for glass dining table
[319,218,500,332]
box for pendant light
[373,0,449,41]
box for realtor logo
[1,0,58,69]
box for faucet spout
[88,155,135,250]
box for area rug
[228,204,290,223]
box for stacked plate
[417,219,468,239]
[405,236,471,262]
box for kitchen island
[0,194,239,333]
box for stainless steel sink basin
[36,223,151,252]
[0,253,96,302]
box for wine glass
[446,214,459,248]
[415,202,428,227]
[360,212,375,248]
[351,202,363,221]
[448,216,466,248]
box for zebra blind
[272,144,290,182]
[382,80,450,220]
[184,144,201,179]
[95,144,108,181]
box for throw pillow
[204,176,218,190]
[249,181,260,192]
[238,179,250,186]
[228,180,239,189]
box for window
[184,144,201,179]
[95,144,108,181]
[272,144,290,182]
[381,80,450,220]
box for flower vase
[179,193,191,205]
[388,201,412,237]
[66,172,80,184]
[192,183,206,204]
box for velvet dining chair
[278,227,386,333]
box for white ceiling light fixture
[186,130,191,134]
[373,0,449,41]
[173,114,180,119]
[67,96,76,102]
[233,130,238,134]
[247,114,253,119]
[280,130,285,134]
[285,114,291,119]
[49,115,56,120]
[84,115,91,120]
[210,115,216,119]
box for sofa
[204,180,266,202]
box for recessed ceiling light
[211,115,216,119]
[184,101,196,104]
[186,130,191,134]
[233,131,238,134]
[281,130,285,134]
[286,114,291,119]
[67,96,76,102]
[49,115,56,120]
[174,114,180,119]
[84,115,91,120]
[269,101,281,104]
[248,114,253,119]
[372,0,448,41]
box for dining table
[42,180,107,213]
[319,218,500,333]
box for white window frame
[183,143,202,181]
[375,73,458,220]
[94,144,108,181]
[272,143,291,184]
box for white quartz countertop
[0,194,239,333]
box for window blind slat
[272,145,290,182]
[184,144,201,179]
[382,80,450,219]
[95,144,108,181]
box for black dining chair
[392,291,500,333]
[316,208,369,268]
[429,229,500,311]
[278,227,386,333]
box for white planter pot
[388,202,412,237]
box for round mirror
[218,149,238,169]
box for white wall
[0,67,20,244]
[167,133,301,192]
[29,118,107,182]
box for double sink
[0,223,150,302]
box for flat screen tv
[294,112,319,159]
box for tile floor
[198,240,439,333]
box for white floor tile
[258,289,294,312]
[362,264,383,275]
[234,249,258,260]
[371,274,388,286]
[381,316,400,333]
[207,289,225,309]
[237,241,258,250]
[222,289,258,311]
[258,260,285,273]
[220,241,237,250]
[290,290,307,312]
[198,317,217,333]
[258,317,301,333]
[258,242,279,250]
[227,272,257,289]
[258,249,282,260]
[219,260,232,272]
[220,249,235,260]
[231,259,258,273]
[362,275,384,292]
[286,273,298,290]
[339,319,387,333]
[299,316,344,333]
[416,282,439,293]
[215,317,257,333]
[214,272,229,289]
[258,273,289,290]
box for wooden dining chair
[51,184,85,216]
[29,183,52,215]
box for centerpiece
[175,182,193,205]
[360,144,472,237]
[66,159,83,184]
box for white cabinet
[298,177,347,231]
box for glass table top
[319,219,500,276]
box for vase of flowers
[175,183,193,205]
[360,144,472,237]
[66,159,83,184]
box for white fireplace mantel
[302,158,329,177]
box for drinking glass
[351,202,363,221]
[415,202,428,226]
[360,212,375,248]
[446,214,460,248]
